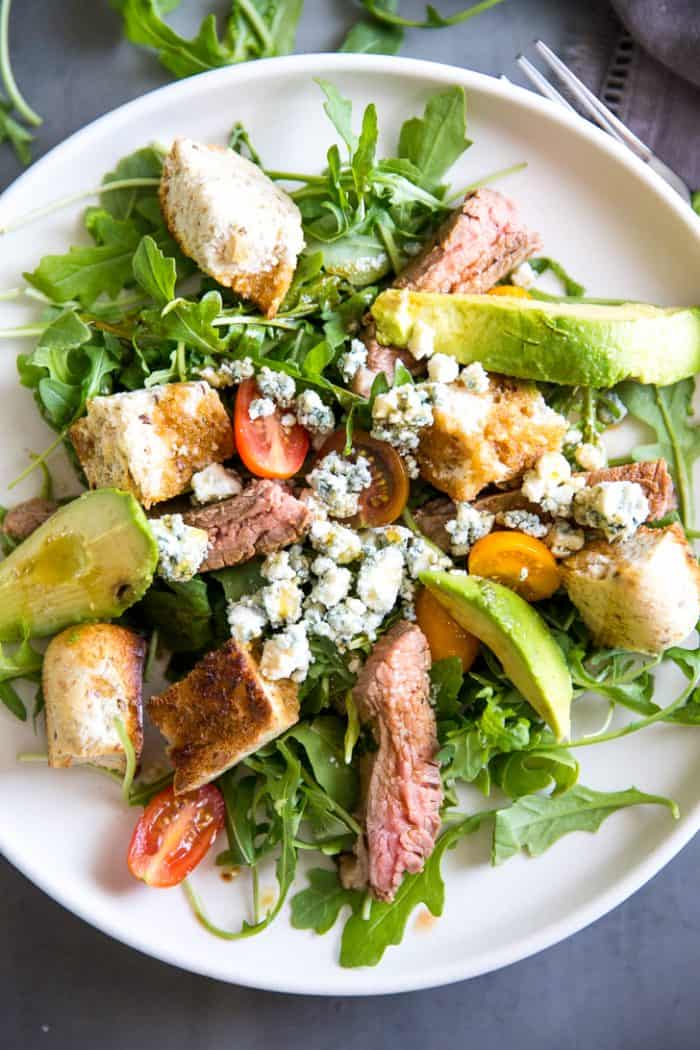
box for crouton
[70,381,234,509]
[560,524,700,654]
[418,374,567,501]
[159,139,304,317]
[43,624,145,771]
[149,639,299,794]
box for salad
[2,81,700,970]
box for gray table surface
[2,2,699,1047]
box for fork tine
[516,55,577,113]
[534,40,652,161]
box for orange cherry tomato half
[127,784,225,888]
[315,428,410,527]
[468,530,561,602]
[234,377,310,480]
[487,285,530,298]
[415,585,480,672]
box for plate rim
[1,51,699,996]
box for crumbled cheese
[497,509,548,539]
[326,598,382,646]
[150,514,209,582]
[565,427,583,448]
[288,544,311,584]
[260,579,304,626]
[546,520,585,558]
[356,546,404,614]
[248,397,275,420]
[339,339,368,382]
[310,557,352,608]
[572,481,649,542]
[257,366,296,408]
[227,597,268,642]
[521,452,586,516]
[407,319,435,360]
[445,502,495,555]
[261,550,295,582]
[260,624,310,682]
[190,463,242,505]
[302,602,334,640]
[510,261,536,289]
[294,389,335,440]
[399,575,417,620]
[575,441,607,471]
[309,519,363,563]
[198,356,255,388]
[371,383,434,473]
[427,353,459,384]
[457,362,490,393]
[403,535,452,577]
[308,451,372,518]
[280,412,297,428]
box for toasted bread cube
[149,639,299,793]
[561,524,700,654]
[43,624,145,771]
[418,375,567,501]
[70,381,234,508]
[159,139,304,317]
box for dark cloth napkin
[563,0,700,190]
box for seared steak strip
[340,621,442,902]
[182,478,311,572]
[2,498,58,542]
[354,188,542,396]
[414,459,677,552]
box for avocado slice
[0,489,157,641]
[419,570,572,739]
[372,290,700,387]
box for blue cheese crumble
[150,514,209,582]
[427,353,459,384]
[227,596,268,643]
[497,508,548,539]
[190,463,242,505]
[546,520,585,558]
[356,546,404,614]
[309,519,363,563]
[260,624,310,682]
[575,441,606,471]
[339,339,368,383]
[457,362,489,393]
[260,579,304,626]
[572,481,649,542]
[308,451,372,518]
[248,396,275,420]
[198,356,255,388]
[295,389,335,441]
[521,452,585,516]
[445,502,495,555]
[256,366,296,407]
[309,557,352,608]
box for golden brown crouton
[70,381,234,509]
[149,639,299,794]
[561,524,700,654]
[418,375,567,502]
[159,139,304,318]
[43,624,145,771]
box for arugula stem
[0,324,45,338]
[8,430,66,489]
[0,287,20,300]
[251,864,261,925]
[299,768,362,835]
[656,385,693,527]
[446,162,527,203]
[175,340,186,382]
[0,0,41,126]
[113,716,137,802]
[362,0,505,28]
[265,171,326,184]
[0,178,161,236]
[538,673,700,752]
[236,0,273,51]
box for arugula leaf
[137,578,214,652]
[360,0,505,29]
[341,0,403,55]
[430,656,463,716]
[37,311,92,352]
[616,379,700,527]
[440,697,532,786]
[291,867,359,935]
[340,812,490,967]
[141,290,228,355]
[286,716,358,812]
[26,218,142,306]
[210,560,263,603]
[132,235,177,303]
[316,79,356,155]
[529,256,585,297]
[0,680,26,721]
[398,87,470,189]
[100,146,164,219]
[492,785,678,865]
[217,772,258,867]
[692,191,699,216]
[490,748,579,799]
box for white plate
[1,54,700,997]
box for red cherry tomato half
[234,378,310,479]
[315,429,410,527]
[127,784,225,888]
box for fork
[515,39,692,204]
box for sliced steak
[354,189,541,397]
[182,479,311,571]
[340,621,442,902]
[2,497,58,541]
[414,459,676,551]
[393,187,542,295]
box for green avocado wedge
[419,570,572,740]
[371,290,700,388]
[0,488,158,641]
